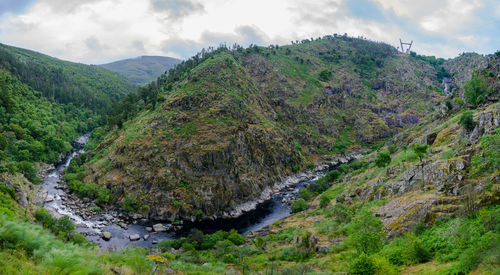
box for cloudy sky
[0,0,499,64]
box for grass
[0,215,156,274]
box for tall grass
[0,215,154,274]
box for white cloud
[0,0,498,63]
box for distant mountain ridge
[99,55,181,85]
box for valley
[0,36,498,274]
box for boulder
[129,234,140,241]
[153,223,166,232]
[102,231,112,241]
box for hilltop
[99,55,181,85]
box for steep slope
[443,52,488,90]
[0,43,136,113]
[151,52,499,275]
[84,36,448,222]
[0,45,162,274]
[99,56,181,85]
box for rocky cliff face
[341,63,499,238]
[85,37,454,221]
[443,52,488,90]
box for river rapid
[42,133,359,250]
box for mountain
[0,43,136,113]
[83,35,452,222]
[0,44,158,274]
[0,43,135,182]
[99,56,181,85]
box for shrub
[349,253,375,275]
[463,74,487,107]
[291,199,308,213]
[70,233,87,245]
[299,188,312,201]
[318,69,332,81]
[387,144,397,154]
[329,203,353,224]
[18,161,40,184]
[188,228,204,247]
[401,236,431,265]
[459,111,476,132]
[122,194,139,212]
[214,240,237,258]
[227,230,245,245]
[347,209,384,255]
[95,187,111,204]
[201,231,227,250]
[319,194,331,208]
[471,128,500,175]
[374,151,391,167]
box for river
[42,133,356,250]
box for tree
[347,208,384,255]
[459,111,476,132]
[291,198,308,213]
[463,74,487,107]
[375,151,391,168]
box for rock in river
[153,223,166,232]
[102,231,112,241]
[129,234,140,241]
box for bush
[349,253,375,275]
[201,231,227,250]
[329,203,353,224]
[318,69,332,81]
[122,194,139,212]
[70,233,87,245]
[227,230,245,245]
[347,209,384,255]
[214,240,237,258]
[374,152,391,167]
[387,144,397,154]
[291,199,308,213]
[95,187,111,204]
[459,111,476,132]
[34,208,74,240]
[299,188,312,201]
[319,194,331,208]
[464,74,488,107]
[401,236,431,265]
[188,228,204,247]
[18,161,40,184]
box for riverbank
[41,134,364,249]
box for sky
[0,0,498,64]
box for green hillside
[99,55,181,85]
[86,49,498,274]
[0,43,136,113]
[83,35,449,222]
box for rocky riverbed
[41,133,364,249]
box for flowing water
[42,133,345,250]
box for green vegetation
[375,151,391,168]
[459,111,476,131]
[464,74,488,107]
[0,43,135,113]
[291,198,308,213]
[471,128,500,176]
[0,214,158,274]
[318,69,332,81]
